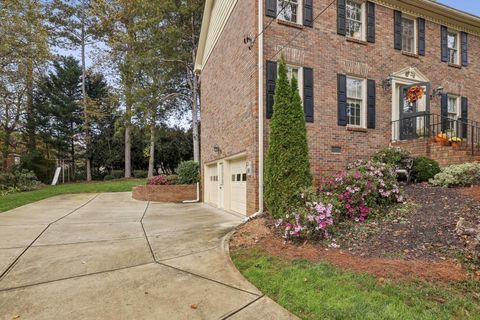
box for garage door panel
[229,159,246,215]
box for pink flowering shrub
[321,160,404,222]
[276,187,336,240]
[147,175,174,186]
[276,160,406,240]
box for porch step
[392,139,480,167]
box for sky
[437,0,480,16]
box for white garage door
[229,158,247,215]
[205,164,218,206]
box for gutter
[245,0,265,222]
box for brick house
[195,0,480,216]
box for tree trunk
[148,117,155,178]
[190,17,200,163]
[124,74,132,178]
[26,57,36,152]
[124,125,131,178]
[2,130,11,172]
[81,20,92,182]
[192,67,200,163]
[70,122,76,179]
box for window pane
[401,18,415,53]
[287,66,299,81]
[448,97,457,113]
[347,78,363,99]
[448,32,457,49]
[278,0,298,23]
[346,0,363,39]
[347,99,362,126]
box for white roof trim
[195,0,214,73]
[195,0,238,73]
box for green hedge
[412,157,440,182]
[177,161,199,184]
[265,59,312,218]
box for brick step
[392,139,479,167]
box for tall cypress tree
[264,59,312,218]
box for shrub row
[0,169,41,195]
[430,162,480,187]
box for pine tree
[264,59,312,218]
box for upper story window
[346,0,365,40]
[284,65,304,100]
[401,16,417,53]
[278,0,302,24]
[448,31,460,64]
[346,77,365,127]
[447,95,459,118]
[447,94,460,132]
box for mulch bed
[231,184,480,282]
[339,184,479,263]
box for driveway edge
[222,228,300,319]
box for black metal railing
[391,113,480,155]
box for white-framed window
[447,94,460,133]
[401,16,417,53]
[346,0,366,40]
[346,76,366,127]
[448,31,460,64]
[278,0,303,24]
[280,64,304,101]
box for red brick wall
[199,0,259,214]
[263,0,480,179]
[132,185,197,203]
[393,139,480,167]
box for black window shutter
[441,26,448,62]
[266,61,277,119]
[337,74,347,126]
[303,67,314,123]
[441,94,448,132]
[366,2,375,43]
[367,79,376,129]
[461,97,468,138]
[266,0,277,18]
[461,32,468,66]
[394,10,402,50]
[337,0,346,36]
[303,0,313,27]
[418,18,426,56]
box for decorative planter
[451,142,461,149]
[434,136,447,144]
[132,184,197,202]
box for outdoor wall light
[382,76,393,91]
[432,86,445,98]
[213,144,221,153]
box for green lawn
[0,179,145,213]
[232,248,480,320]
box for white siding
[202,0,237,67]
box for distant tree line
[0,0,204,182]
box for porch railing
[391,113,480,156]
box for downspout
[183,182,200,203]
[245,0,265,221]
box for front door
[399,83,430,140]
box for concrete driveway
[0,193,296,320]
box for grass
[232,248,480,320]
[0,179,145,213]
